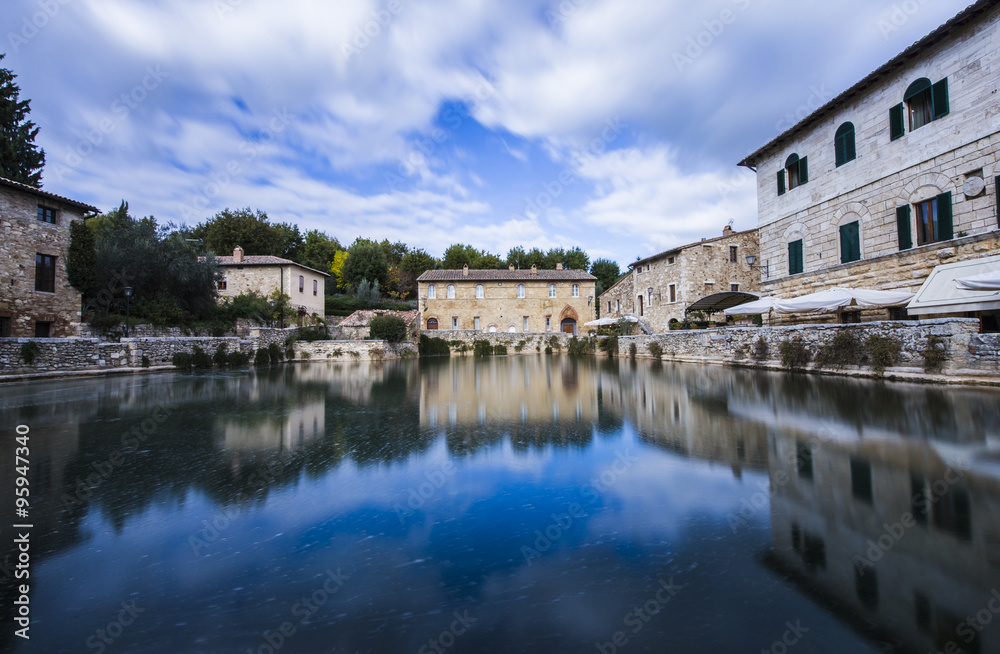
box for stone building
[215,246,328,317]
[0,176,98,337]
[417,264,597,335]
[738,0,1000,325]
[598,226,760,333]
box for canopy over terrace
[774,287,914,314]
[908,254,1000,315]
[585,315,638,327]
[685,292,761,315]
[723,296,779,316]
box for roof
[417,268,597,282]
[737,0,995,169]
[0,176,99,213]
[906,254,1000,316]
[215,255,330,277]
[339,309,419,327]
[631,229,754,268]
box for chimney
[509,264,515,271]
[233,245,244,263]
[530,264,538,276]
[723,225,733,237]
[462,264,469,277]
[556,263,564,270]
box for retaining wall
[293,340,416,361]
[420,330,575,354]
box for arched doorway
[426,318,438,330]
[637,295,644,317]
[560,318,577,335]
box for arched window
[891,77,949,139]
[299,275,304,292]
[839,220,861,263]
[572,284,580,298]
[835,122,856,167]
[783,153,807,191]
[905,78,933,131]
[548,284,556,298]
[446,284,455,299]
[476,284,484,298]
[426,318,438,330]
[517,284,525,298]
[428,284,436,299]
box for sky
[2,0,969,268]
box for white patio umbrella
[774,287,913,314]
[584,317,617,327]
[723,296,779,316]
[955,270,1000,291]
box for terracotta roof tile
[0,176,99,213]
[215,255,330,276]
[417,269,596,282]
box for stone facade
[420,328,575,355]
[0,177,98,337]
[216,247,328,317]
[417,265,597,335]
[599,226,760,332]
[337,309,419,340]
[740,1,1000,323]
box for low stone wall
[248,327,300,349]
[124,336,254,367]
[421,329,575,355]
[292,339,416,361]
[616,318,1000,378]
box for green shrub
[628,342,637,359]
[514,340,526,353]
[544,345,553,355]
[779,338,811,370]
[865,335,901,376]
[20,341,41,365]
[291,325,329,342]
[648,341,663,359]
[548,335,561,352]
[172,352,193,369]
[191,345,213,369]
[923,334,947,373]
[473,340,494,357]
[493,343,507,355]
[418,335,450,357]
[369,314,409,342]
[141,355,150,368]
[814,330,862,369]
[213,343,230,367]
[268,342,283,362]
[598,334,619,357]
[254,347,271,366]
[228,351,250,367]
[751,337,769,362]
[567,336,595,355]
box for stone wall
[420,329,574,355]
[599,272,634,318]
[292,339,416,361]
[615,318,1000,379]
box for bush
[751,337,769,362]
[418,335,451,357]
[254,347,271,366]
[191,345,213,370]
[20,341,41,365]
[493,343,507,355]
[865,335,901,376]
[648,341,663,359]
[172,352,193,369]
[628,342,637,359]
[814,330,862,369]
[213,343,230,367]
[567,336,595,355]
[544,346,553,355]
[514,340,526,353]
[923,334,947,373]
[598,335,619,357]
[141,355,150,368]
[370,314,409,342]
[473,340,494,357]
[548,335,561,352]
[268,342,283,363]
[779,338,811,370]
[353,279,382,307]
[228,351,250,367]
[292,325,329,342]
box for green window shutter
[890,104,905,140]
[788,240,803,275]
[936,191,953,240]
[996,176,1000,227]
[835,135,845,167]
[896,206,912,250]
[845,131,856,163]
[932,78,949,119]
[777,170,785,196]
[839,225,849,264]
[798,156,808,185]
[840,222,860,263]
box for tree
[400,249,435,279]
[329,250,349,292]
[543,248,567,270]
[590,259,621,292]
[0,54,45,186]
[192,208,277,257]
[67,219,99,298]
[341,241,389,290]
[442,244,481,270]
[478,253,504,269]
[272,221,304,261]
[564,247,590,271]
[378,239,409,266]
[386,265,415,299]
[301,230,341,273]
[369,314,409,342]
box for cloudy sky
[3,0,966,267]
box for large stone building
[599,226,760,333]
[215,246,328,317]
[739,0,1000,325]
[0,176,98,337]
[417,264,597,335]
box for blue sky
[3,0,967,268]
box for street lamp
[123,286,133,338]
[745,254,769,278]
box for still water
[2,357,999,653]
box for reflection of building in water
[221,400,325,452]
[763,425,1000,653]
[597,363,769,474]
[419,357,598,429]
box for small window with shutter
[788,240,804,275]
[839,221,861,263]
[835,122,856,167]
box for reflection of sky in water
[5,360,998,653]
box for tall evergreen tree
[0,54,45,187]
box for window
[915,193,954,246]
[446,284,455,299]
[428,284,436,299]
[892,77,949,139]
[788,240,804,275]
[668,284,676,303]
[217,279,228,290]
[730,284,739,292]
[313,280,318,296]
[474,317,480,331]
[451,317,458,329]
[607,301,611,312]
[426,318,438,329]
[729,246,738,263]
[476,284,484,298]
[778,154,808,194]
[545,316,551,331]
[523,316,529,331]
[548,284,556,298]
[0,317,10,337]
[297,275,303,292]
[517,284,525,298]
[616,299,621,312]
[572,284,579,298]
[35,254,56,292]
[835,122,856,166]
[667,256,675,265]
[37,206,56,223]
[839,221,861,263]
[34,321,51,338]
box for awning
[723,296,779,316]
[774,287,913,314]
[685,292,760,314]
[585,315,638,327]
[907,255,1000,315]
[955,268,1000,291]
